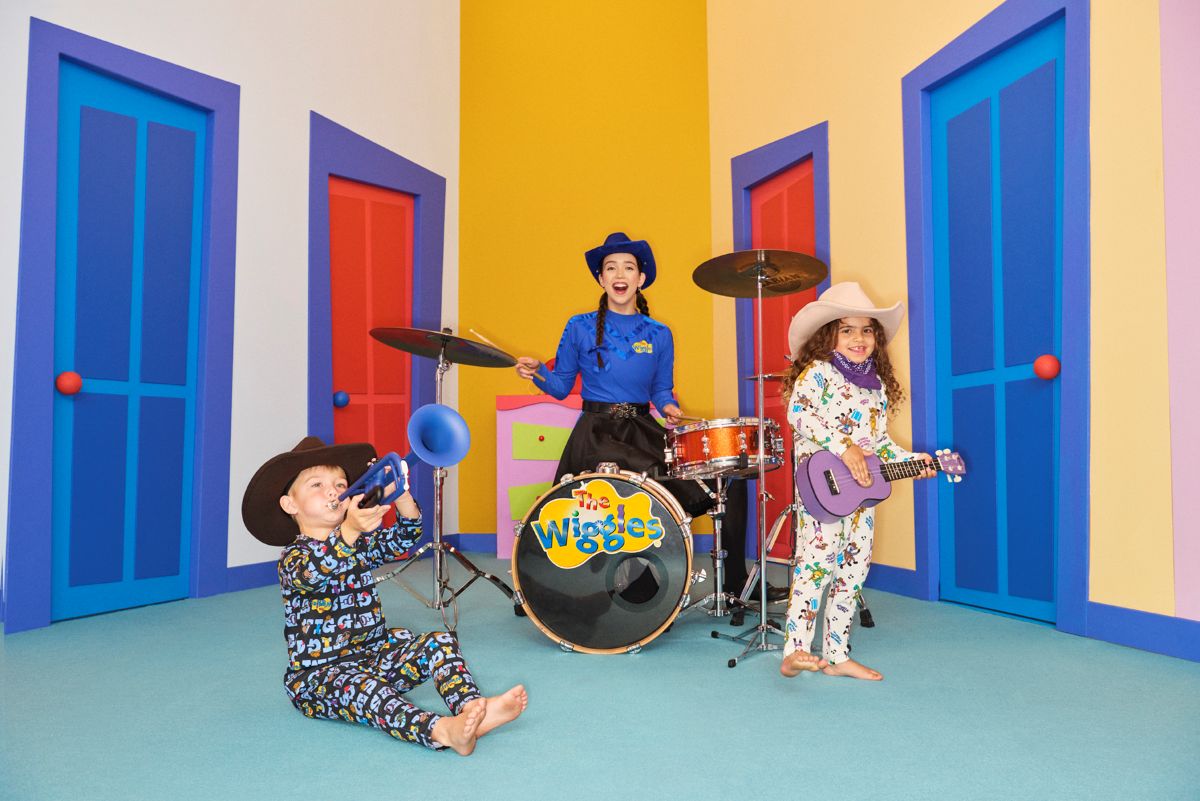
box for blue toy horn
[406,403,471,467]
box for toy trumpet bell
[407,403,471,468]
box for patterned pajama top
[278,518,422,676]
[786,359,914,464]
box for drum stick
[468,328,502,348]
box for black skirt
[554,409,712,518]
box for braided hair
[594,289,651,368]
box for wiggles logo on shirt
[632,340,653,354]
[529,479,665,568]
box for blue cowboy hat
[584,232,657,289]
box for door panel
[748,158,816,560]
[932,20,1063,622]
[329,177,415,462]
[51,61,205,620]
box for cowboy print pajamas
[783,360,912,664]
[279,518,482,750]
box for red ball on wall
[55,371,83,395]
[1033,354,1060,380]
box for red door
[749,158,816,559]
[328,176,415,465]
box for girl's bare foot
[477,685,528,737]
[432,697,486,755]
[822,658,882,681]
[781,651,828,677]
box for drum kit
[368,248,827,661]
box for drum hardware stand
[380,331,520,629]
[683,476,746,619]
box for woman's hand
[515,357,541,380]
[661,403,686,427]
[841,445,873,487]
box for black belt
[583,401,650,419]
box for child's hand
[343,496,388,540]
[842,445,873,487]
[913,453,938,479]
[394,491,420,520]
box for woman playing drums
[514,231,766,601]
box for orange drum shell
[668,418,783,479]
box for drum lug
[595,462,619,475]
[512,521,523,537]
[558,641,575,653]
[738,431,748,453]
[625,644,642,655]
[628,471,647,485]
[681,594,692,610]
[561,472,575,482]
[701,433,710,458]
[513,590,525,606]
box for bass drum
[512,466,693,654]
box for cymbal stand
[722,251,785,668]
[379,332,518,630]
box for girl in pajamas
[242,437,528,754]
[778,283,935,681]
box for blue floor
[3,556,1198,801]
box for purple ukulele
[794,449,966,523]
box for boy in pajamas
[242,437,527,754]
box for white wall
[0,0,461,577]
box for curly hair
[594,268,650,369]
[780,318,905,413]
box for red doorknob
[1033,354,1060,380]
[55,371,83,395]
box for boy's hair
[780,318,905,413]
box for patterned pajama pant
[782,505,874,665]
[285,629,482,751]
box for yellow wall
[705,0,1176,612]
[459,0,714,533]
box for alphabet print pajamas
[278,520,482,750]
[783,360,912,664]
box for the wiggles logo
[529,479,665,569]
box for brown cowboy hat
[241,436,377,547]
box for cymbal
[370,327,517,368]
[692,249,827,298]
[744,372,789,382]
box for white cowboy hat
[787,281,906,360]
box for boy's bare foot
[432,697,486,755]
[822,658,883,681]
[780,651,828,677]
[477,685,528,737]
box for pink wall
[1161,0,1200,621]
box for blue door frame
[901,0,1090,635]
[4,19,240,633]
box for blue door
[931,20,1064,622]
[51,61,206,620]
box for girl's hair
[594,264,650,368]
[780,318,905,413]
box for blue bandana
[829,350,881,390]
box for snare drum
[667,417,784,479]
[512,465,692,654]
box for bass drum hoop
[511,469,693,654]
